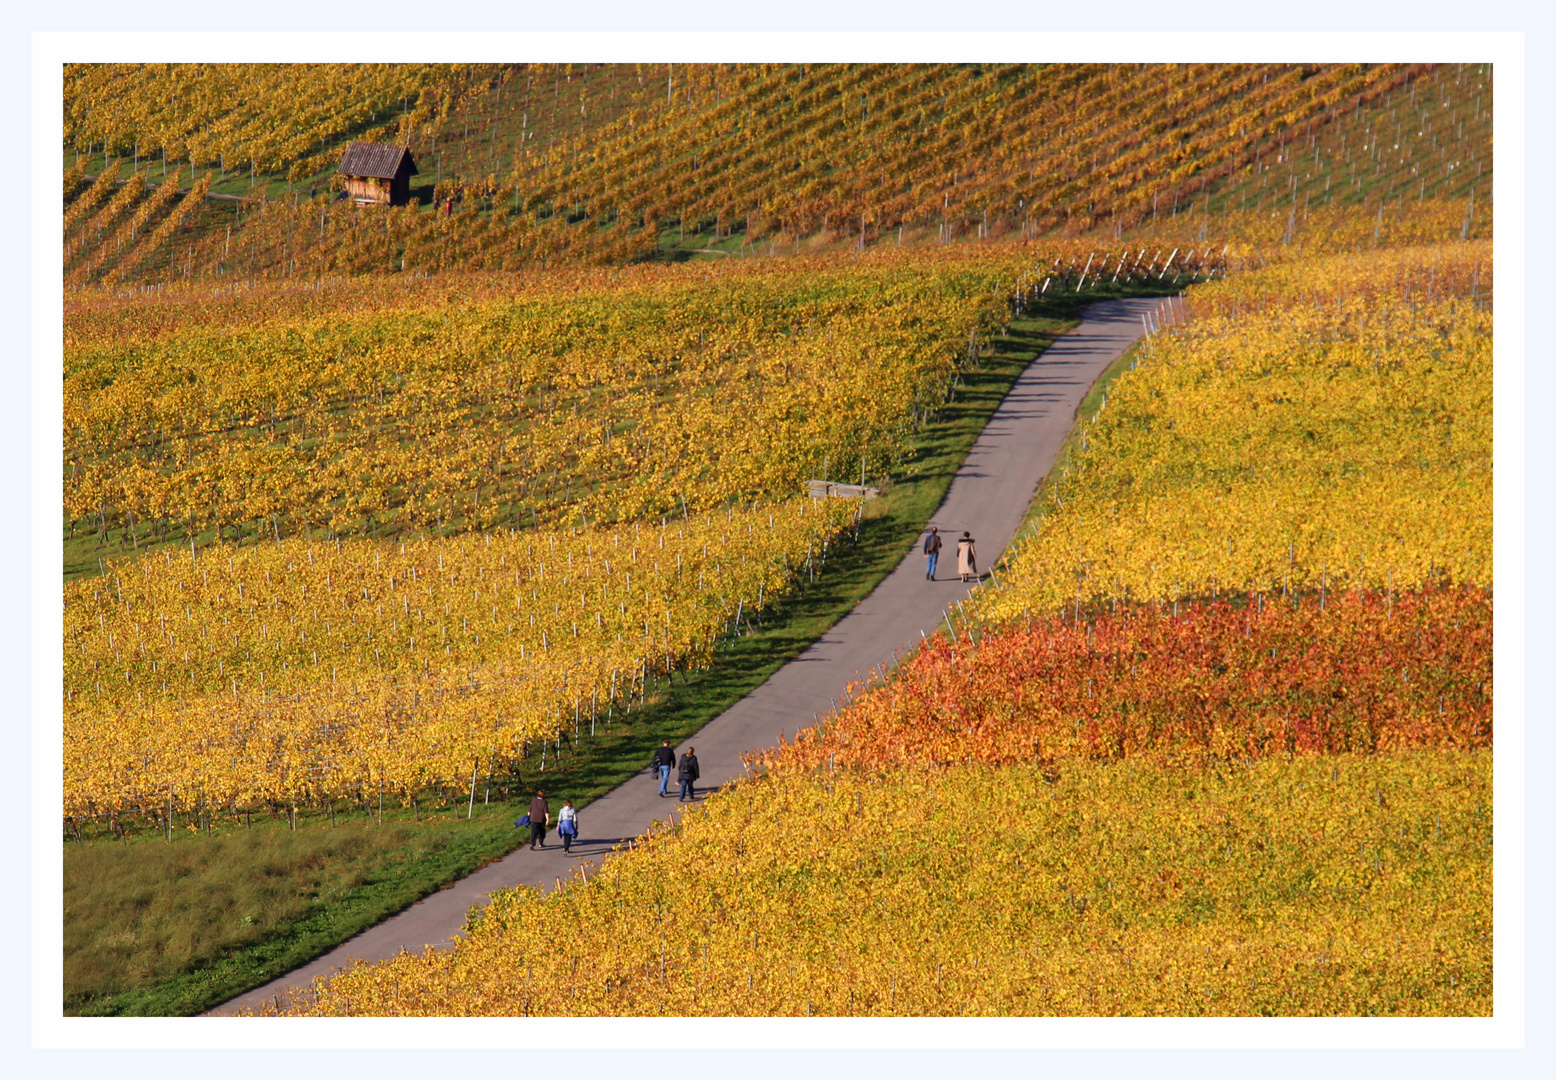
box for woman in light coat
[956,532,977,582]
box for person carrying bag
[650,740,676,797]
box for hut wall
[345,176,390,205]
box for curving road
[211,297,1154,1015]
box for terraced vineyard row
[64,249,1018,550]
[61,63,1491,286]
[64,498,855,828]
[968,241,1491,625]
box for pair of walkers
[520,791,580,853]
[922,526,977,582]
[650,740,701,801]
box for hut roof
[338,142,418,180]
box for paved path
[212,297,1154,1015]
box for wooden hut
[337,142,418,206]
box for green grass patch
[66,820,499,1016]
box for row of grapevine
[967,241,1491,628]
[256,745,1491,1016]
[764,586,1491,776]
[64,249,1019,550]
[64,497,855,825]
[62,63,1492,286]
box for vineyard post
[1076,252,1094,291]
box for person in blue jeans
[556,799,579,853]
[923,526,942,580]
[651,740,676,797]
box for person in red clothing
[527,791,550,849]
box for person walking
[527,790,550,850]
[556,799,579,853]
[677,747,701,802]
[957,531,978,583]
[923,526,943,581]
[651,740,676,797]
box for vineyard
[768,587,1491,776]
[61,62,1491,286]
[61,59,1494,1021]
[243,232,1494,1018]
[74,232,1477,568]
[63,498,858,830]
[63,250,1018,554]
[965,241,1491,625]
[64,64,447,192]
[259,746,1491,1016]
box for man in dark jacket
[677,747,701,802]
[923,527,942,581]
[528,791,550,849]
[651,740,676,797]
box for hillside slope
[62,62,1491,285]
